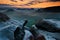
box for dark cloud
[10,0,17,2]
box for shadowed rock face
[14,20,28,40]
[29,26,46,40]
[14,27,25,40]
[0,13,10,22]
[35,19,60,33]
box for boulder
[35,19,60,33]
[0,13,10,22]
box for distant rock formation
[43,6,60,12]
[36,6,60,12]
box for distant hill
[37,6,60,12]
[43,6,60,12]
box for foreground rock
[35,19,60,33]
[29,25,46,40]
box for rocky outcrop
[35,19,60,33]
[0,13,10,22]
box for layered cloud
[0,0,60,8]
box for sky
[0,0,60,8]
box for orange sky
[0,0,60,8]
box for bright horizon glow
[0,0,60,8]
